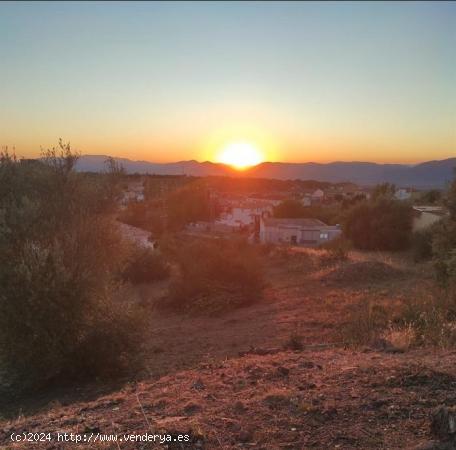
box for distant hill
[75,155,456,188]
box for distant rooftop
[413,206,447,215]
[263,218,328,228]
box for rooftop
[413,206,447,215]
[263,218,329,228]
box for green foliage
[417,189,442,205]
[118,200,166,236]
[411,228,434,262]
[345,172,456,349]
[344,197,413,251]
[344,289,456,349]
[340,193,367,209]
[432,219,456,286]
[432,174,456,286]
[166,239,264,314]
[122,245,170,284]
[273,199,306,218]
[166,183,218,230]
[273,200,343,225]
[342,300,389,345]
[319,236,350,265]
[0,143,141,395]
[144,175,193,200]
[118,202,150,229]
[372,182,396,200]
[446,176,456,220]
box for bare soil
[0,248,447,449]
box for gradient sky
[1,1,455,163]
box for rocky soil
[0,249,450,449]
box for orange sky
[1,2,455,164]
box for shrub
[166,183,217,231]
[273,199,306,218]
[318,236,350,266]
[273,200,344,225]
[417,189,442,205]
[123,245,170,284]
[343,288,456,349]
[283,324,304,351]
[430,171,456,286]
[432,218,456,287]
[381,324,415,352]
[343,174,456,348]
[411,228,434,262]
[342,300,389,345]
[397,290,456,347]
[165,239,264,314]
[344,197,413,251]
[118,202,150,228]
[0,145,142,396]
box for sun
[217,141,264,170]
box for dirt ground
[0,248,448,449]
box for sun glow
[217,142,264,170]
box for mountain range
[75,155,456,188]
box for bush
[165,239,264,314]
[342,300,389,345]
[430,173,456,286]
[344,197,413,251]
[432,218,456,287]
[123,245,170,284]
[166,183,217,231]
[273,200,344,225]
[343,288,456,349]
[118,202,149,228]
[343,174,456,349]
[396,290,456,347]
[0,145,142,396]
[273,199,306,218]
[411,228,434,262]
[318,236,350,266]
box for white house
[218,200,275,228]
[311,189,325,202]
[395,188,412,201]
[260,217,342,246]
[120,181,145,206]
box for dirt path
[1,348,451,449]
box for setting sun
[217,142,264,170]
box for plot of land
[0,249,444,449]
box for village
[117,175,447,249]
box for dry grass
[381,324,416,352]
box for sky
[0,1,455,164]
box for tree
[273,199,306,218]
[0,143,140,395]
[432,170,456,285]
[446,173,456,220]
[166,239,264,314]
[273,199,344,225]
[166,183,217,230]
[344,197,413,250]
[372,182,396,200]
[418,189,442,205]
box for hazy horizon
[74,153,455,166]
[1,1,455,164]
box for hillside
[0,249,448,449]
[75,156,456,188]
